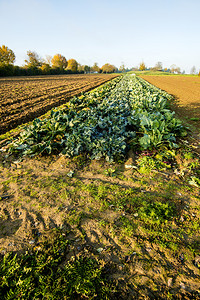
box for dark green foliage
[0,64,15,76]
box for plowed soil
[140,75,200,134]
[0,73,119,134]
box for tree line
[0,45,199,77]
[138,61,183,74]
[137,61,200,75]
[0,45,117,77]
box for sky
[0,0,199,73]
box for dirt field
[0,73,119,134]
[140,75,200,135]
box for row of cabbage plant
[9,74,186,161]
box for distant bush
[40,63,51,75]
[0,65,83,77]
[0,64,14,76]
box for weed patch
[0,232,114,299]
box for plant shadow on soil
[170,96,200,136]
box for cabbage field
[1,74,200,299]
[9,74,185,160]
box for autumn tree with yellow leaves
[101,63,116,73]
[24,51,42,68]
[91,62,100,73]
[139,62,146,71]
[67,59,78,73]
[51,54,67,70]
[0,45,15,65]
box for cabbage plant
[9,75,185,161]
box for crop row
[0,74,118,134]
[9,74,186,161]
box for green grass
[190,117,199,122]
[0,231,114,299]
[0,147,200,298]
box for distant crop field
[140,75,200,133]
[0,73,119,134]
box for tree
[45,55,52,66]
[0,45,15,65]
[40,63,51,74]
[190,66,196,74]
[66,59,78,73]
[170,64,176,73]
[170,64,181,74]
[91,62,100,73]
[119,63,125,72]
[25,51,42,68]
[101,63,116,73]
[51,54,67,70]
[77,64,84,72]
[154,61,162,71]
[84,65,91,73]
[139,62,146,71]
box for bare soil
[0,74,119,134]
[140,75,200,135]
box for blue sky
[0,0,199,73]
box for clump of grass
[139,200,176,224]
[190,117,199,122]
[0,232,113,299]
